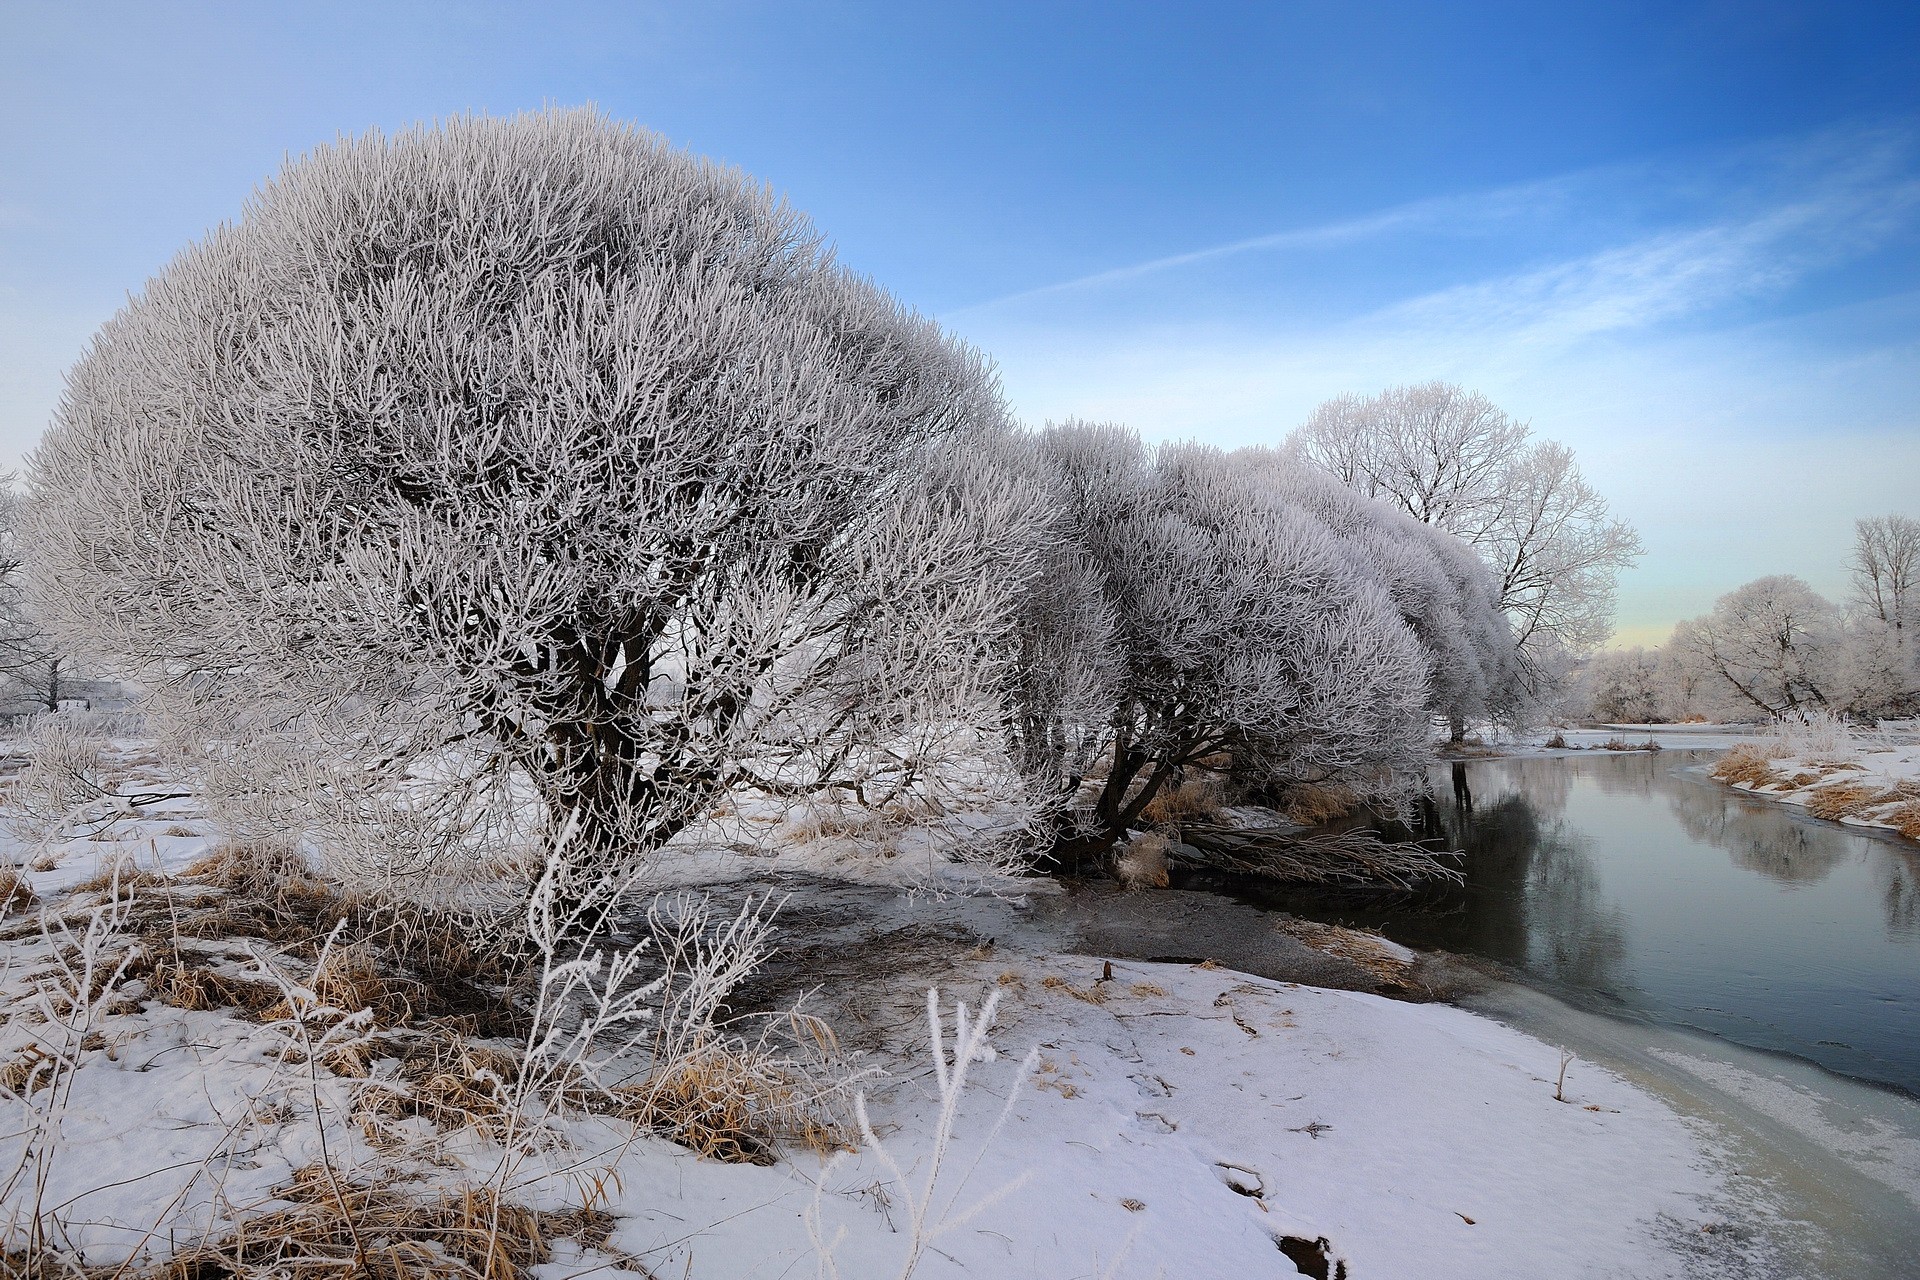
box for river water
[1222,749,1920,1275]
[1240,749,1920,1096]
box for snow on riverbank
[720,954,1738,1280]
[1711,735,1920,842]
[0,864,1749,1279]
[0,737,1761,1278]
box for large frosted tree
[27,109,1047,899]
[1286,382,1641,707]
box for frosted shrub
[1768,709,1854,760]
[3,713,112,847]
[1010,425,1435,867]
[27,109,1048,919]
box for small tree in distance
[27,109,1048,915]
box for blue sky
[4,1,1917,644]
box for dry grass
[1040,974,1108,1005]
[1886,801,1920,841]
[131,941,282,1017]
[142,1166,634,1280]
[1713,745,1781,788]
[1805,781,1882,821]
[1138,777,1225,828]
[1281,782,1356,826]
[1113,831,1170,890]
[614,1046,846,1166]
[0,1044,54,1096]
[168,843,522,1038]
[358,1032,531,1145]
[68,855,173,896]
[0,868,35,915]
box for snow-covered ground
[0,737,1790,1278]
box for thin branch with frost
[809,987,1037,1280]
[0,868,140,1261]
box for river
[1236,749,1920,1096]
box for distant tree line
[1580,515,1920,724]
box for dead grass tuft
[167,842,521,1037]
[148,1168,575,1280]
[69,855,173,896]
[0,1044,54,1096]
[1113,831,1170,890]
[131,941,281,1017]
[1805,781,1882,821]
[1887,800,1920,841]
[1041,974,1108,1005]
[615,1047,845,1166]
[359,1032,529,1144]
[1139,777,1225,828]
[1713,745,1781,788]
[0,868,35,915]
[1282,782,1356,826]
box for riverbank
[1711,738,1920,843]
[4,740,1900,1278]
[0,835,1779,1280]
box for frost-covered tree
[1582,646,1668,723]
[26,109,1048,898]
[1011,425,1431,866]
[1670,576,1841,718]
[0,483,66,712]
[1234,448,1518,732]
[1286,383,1641,703]
[1853,514,1920,639]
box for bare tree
[1853,514,1920,639]
[0,483,65,713]
[1011,425,1432,867]
[26,109,1049,909]
[1287,383,1641,707]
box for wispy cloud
[949,173,1597,315]
[1382,154,1920,346]
[954,122,1920,332]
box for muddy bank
[673,873,1468,1051]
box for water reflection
[1238,751,1920,1092]
[1662,775,1848,886]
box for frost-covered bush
[1582,646,1671,723]
[26,109,1047,907]
[1234,448,1517,731]
[1011,424,1432,866]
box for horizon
[4,1,1917,647]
